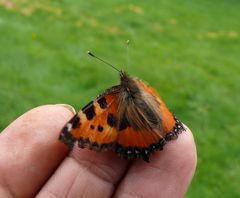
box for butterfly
[59,53,185,162]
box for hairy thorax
[117,73,162,131]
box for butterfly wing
[59,85,121,151]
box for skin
[0,105,197,198]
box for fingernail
[56,104,76,115]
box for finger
[114,126,197,198]
[0,105,75,198]
[36,146,129,198]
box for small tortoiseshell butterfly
[59,52,185,162]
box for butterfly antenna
[87,51,121,73]
[126,40,130,68]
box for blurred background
[0,0,239,197]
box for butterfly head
[119,71,141,99]
[119,71,129,82]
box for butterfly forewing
[59,86,121,150]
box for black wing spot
[90,125,95,129]
[118,115,129,131]
[97,125,103,132]
[70,114,80,128]
[82,101,96,120]
[107,113,117,127]
[97,97,108,109]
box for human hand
[0,105,197,198]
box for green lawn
[0,0,239,197]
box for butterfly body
[59,72,184,162]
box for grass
[0,0,239,197]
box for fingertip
[179,125,197,172]
[157,124,197,197]
[147,124,197,190]
[158,124,197,172]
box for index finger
[0,105,75,197]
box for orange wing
[59,85,121,151]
